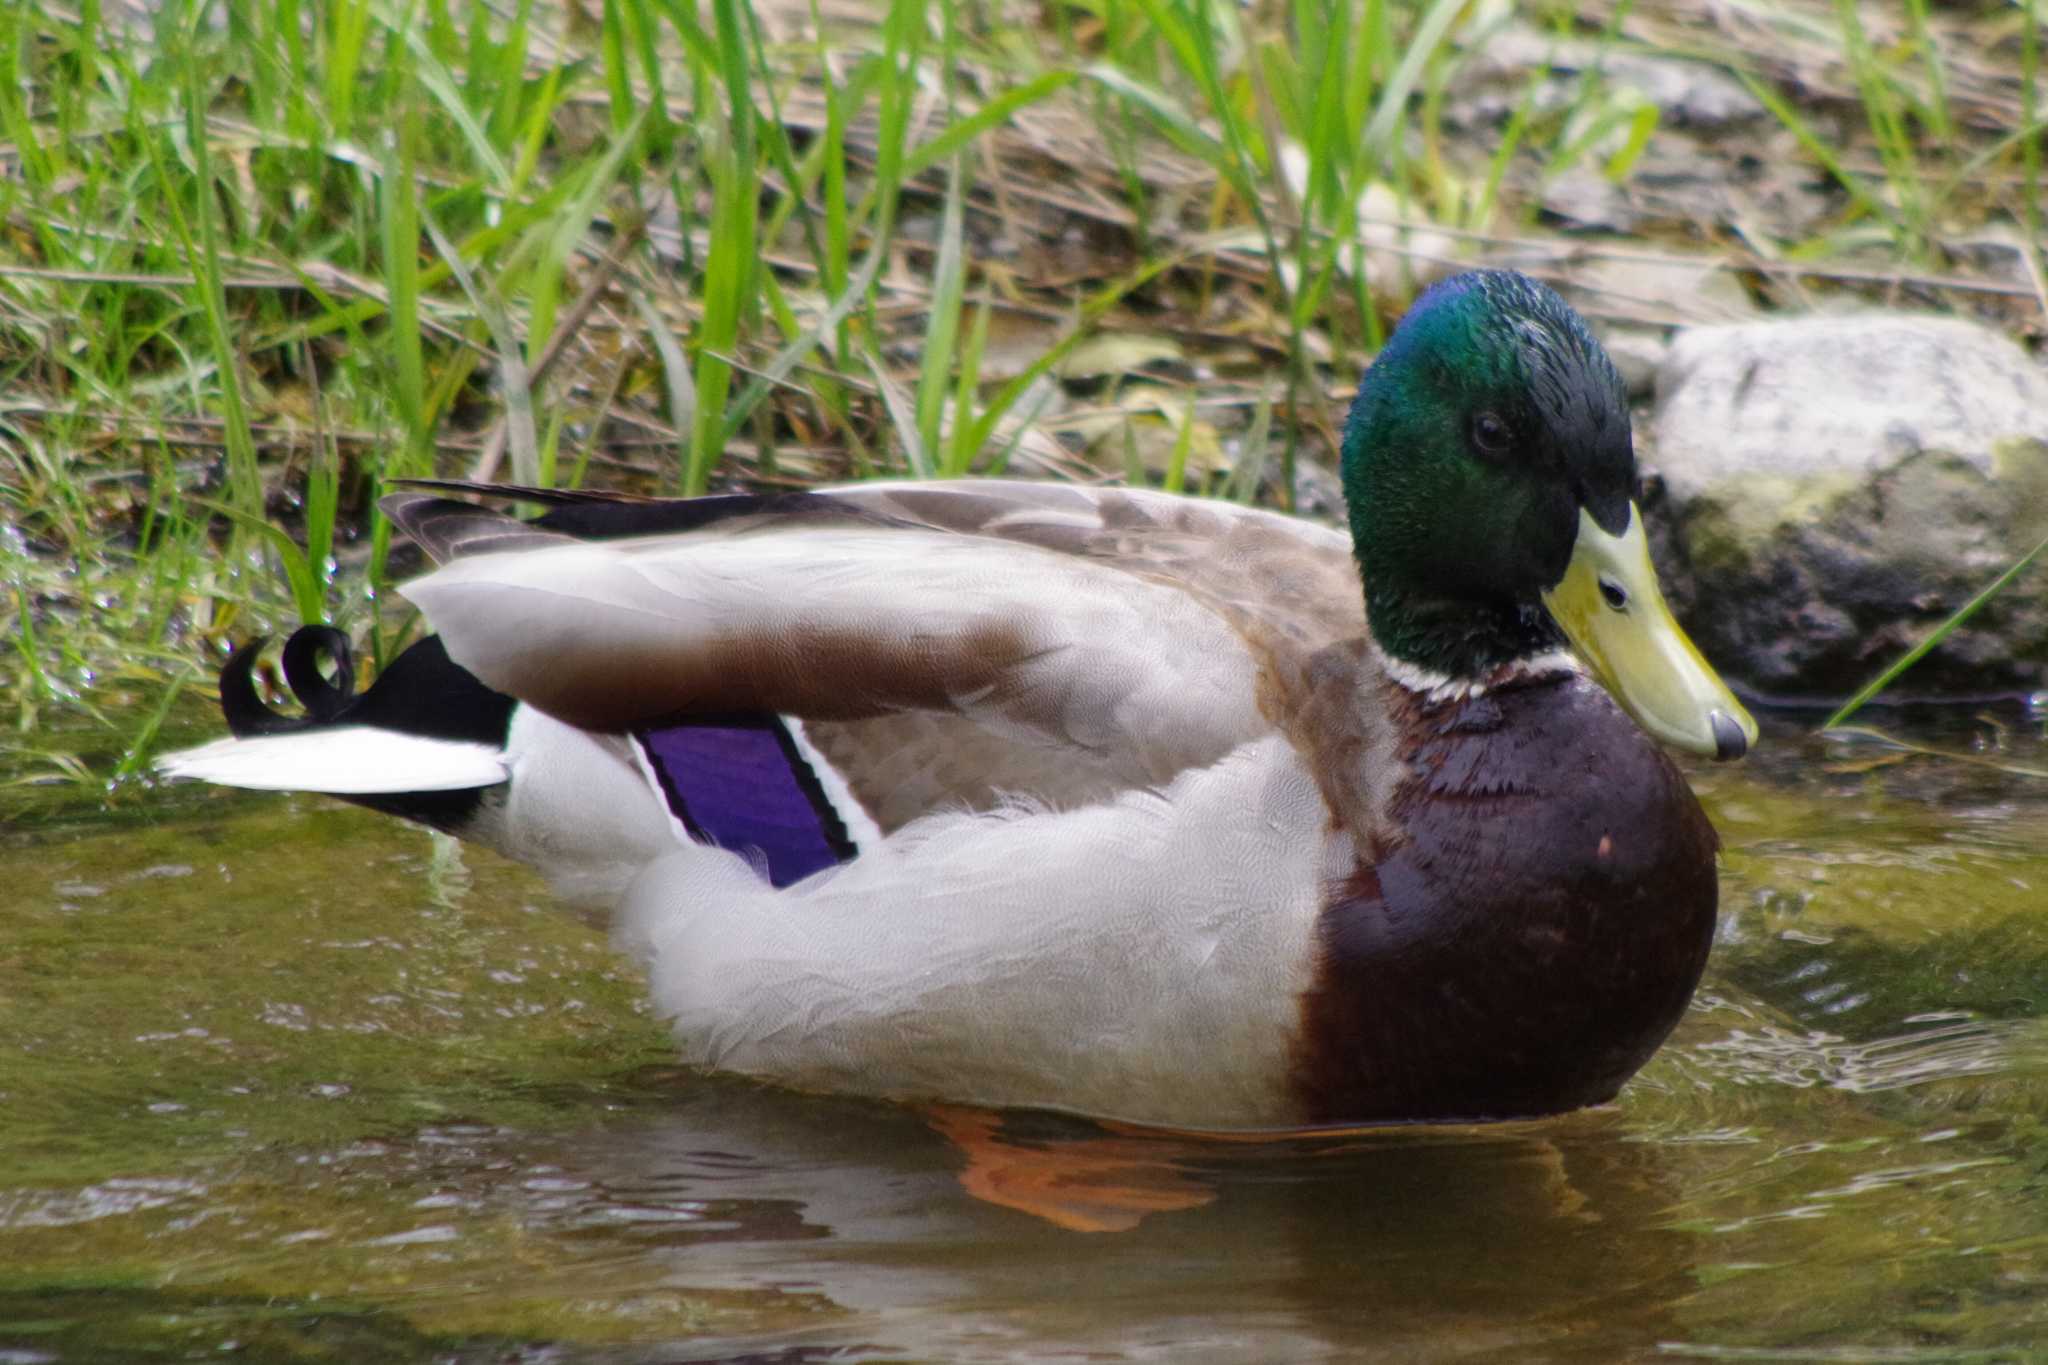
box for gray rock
[1646,315,2048,698]
[1568,250,1760,326]
[1597,49,1765,129]
[1941,229,2036,288]
[1540,169,1642,235]
[1455,26,1766,131]
[1602,326,1669,400]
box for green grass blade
[1161,395,1196,495]
[915,154,969,471]
[631,291,696,485]
[962,250,1181,460]
[379,112,428,477]
[685,0,760,494]
[420,208,539,486]
[1824,528,2048,729]
[192,498,323,623]
[173,60,263,527]
[1083,65,1235,197]
[113,661,202,781]
[1360,0,1464,165]
[944,293,992,477]
[904,70,1079,178]
[713,245,884,453]
[526,109,648,372]
[867,345,933,479]
[401,28,514,190]
[1736,68,1905,240]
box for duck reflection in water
[543,1077,1699,1360]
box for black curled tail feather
[220,636,292,736]
[222,627,514,743]
[222,627,359,735]
[282,626,356,722]
[217,626,518,831]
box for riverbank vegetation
[4,0,2043,814]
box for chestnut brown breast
[1291,674,1719,1124]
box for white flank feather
[155,727,507,794]
[615,734,1334,1129]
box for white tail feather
[156,727,507,794]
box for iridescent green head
[1342,270,1755,760]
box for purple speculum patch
[637,716,856,888]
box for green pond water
[4,708,2048,1362]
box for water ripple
[1693,1018,2014,1093]
[0,1176,206,1230]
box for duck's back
[772,482,1373,829]
[401,480,1374,837]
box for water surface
[4,710,2047,1361]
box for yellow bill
[1541,505,1757,761]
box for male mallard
[160,270,1756,1130]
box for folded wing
[391,483,1362,827]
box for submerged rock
[1646,314,2048,699]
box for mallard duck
[160,270,1756,1130]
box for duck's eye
[1598,575,1629,611]
[1470,410,1512,456]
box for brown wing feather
[393,480,1390,826]
[832,482,1367,648]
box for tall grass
[1733,0,2046,266]
[5,0,1490,563]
